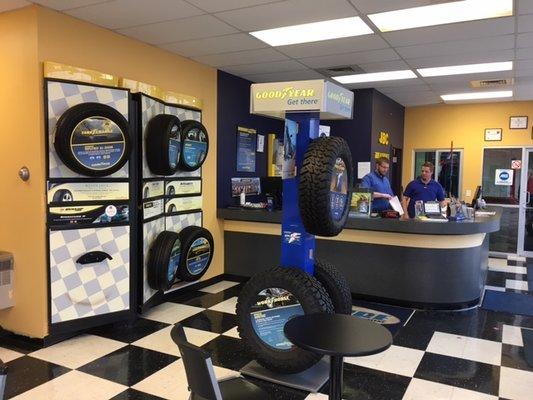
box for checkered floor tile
[1,258,533,400]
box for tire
[52,189,73,203]
[180,120,209,171]
[147,231,181,291]
[314,259,352,315]
[167,186,175,196]
[168,204,176,213]
[299,136,353,237]
[236,267,334,374]
[177,226,214,282]
[54,102,130,176]
[143,186,150,199]
[146,114,181,176]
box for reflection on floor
[1,255,532,399]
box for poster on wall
[231,177,261,197]
[48,204,129,226]
[282,120,298,179]
[495,169,514,186]
[236,126,256,172]
[267,134,283,177]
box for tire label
[166,196,202,213]
[250,288,303,350]
[182,128,207,168]
[47,182,129,203]
[48,204,129,226]
[186,237,211,275]
[144,199,164,220]
[330,157,348,221]
[168,239,181,285]
[70,116,127,171]
[142,181,164,199]
[166,180,201,196]
[168,127,181,170]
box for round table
[284,313,392,400]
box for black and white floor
[1,256,532,400]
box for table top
[284,314,393,357]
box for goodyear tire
[52,189,73,202]
[299,137,353,237]
[236,267,334,374]
[180,120,209,171]
[177,226,214,282]
[147,231,181,291]
[167,186,175,196]
[146,114,182,176]
[54,103,130,176]
[314,259,352,315]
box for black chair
[170,324,271,400]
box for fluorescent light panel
[369,0,513,32]
[441,91,513,101]
[333,70,417,84]
[250,16,373,46]
[418,61,513,77]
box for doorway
[519,149,533,256]
[391,147,403,196]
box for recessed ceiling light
[418,61,513,77]
[333,70,417,84]
[369,0,513,32]
[249,16,373,47]
[441,90,513,101]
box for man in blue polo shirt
[402,162,446,218]
[361,157,395,213]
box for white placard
[389,196,404,216]
[319,125,330,137]
[357,162,371,179]
[495,169,513,186]
[257,134,265,153]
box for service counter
[218,207,501,310]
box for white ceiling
[3,0,533,107]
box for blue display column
[280,112,319,275]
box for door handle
[76,251,113,265]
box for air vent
[471,78,514,88]
[326,66,357,73]
[317,65,364,77]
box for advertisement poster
[142,181,164,199]
[236,126,257,172]
[48,204,129,226]
[166,196,203,213]
[231,177,261,197]
[143,199,164,220]
[166,180,201,196]
[282,120,298,179]
[47,182,128,203]
[495,169,513,186]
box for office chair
[170,324,271,400]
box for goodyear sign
[250,79,353,120]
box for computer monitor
[260,176,282,210]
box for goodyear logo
[255,87,315,100]
[256,296,291,307]
[378,131,390,146]
[327,91,352,106]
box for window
[413,149,462,198]
[482,148,521,204]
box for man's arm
[373,192,392,200]
[401,196,410,218]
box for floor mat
[351,300,414,336]
[481,289,533,316]
[522,328,533,367]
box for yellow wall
[0,5,221,338]
[403,101,533,202]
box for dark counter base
[224,231,489,310]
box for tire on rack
[236,267,334,374]
[147,231,181,291]
[314,259,352,315]
[52,189,74,203]
[146,114,182,176]
[179,120,209,171]
[176,226,214,282]
[54,102,130,176]
[299,136,353,237]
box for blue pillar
[280,112,319,275]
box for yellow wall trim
[44,61,118,86]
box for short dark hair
[422,162,435,172]
[375,157,390,166]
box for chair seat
[218,377,271,400]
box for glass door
[518,149,533,256]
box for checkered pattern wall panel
[141,96,166,179]
[47,81,130,178]
[142,217,165,303]
[165,212,202,234]
[49,226,130,324]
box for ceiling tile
[406,49,516,68]
[65,0,204,30]
[191,48,288,67]
[343,77,422,90]
[517,59,533,69]
[386,91,441,103]
[518,0,533,15]
[276,35,388,59]
[299,48,399,69]
[357,60,410,73]
[222,60,307,76]
[0,0,29,12]
[517,32,533,48]
[396,35,515,59]
[349,0,432,14]
[31,0,106,10]
[516,68,533,77]
[383,17,515,47]
[378,83,433,95]
[186,0,281,13]
[517,47,533,60]
[159,33,267,57]
[518,14,533,33]
[514,82,533,100]
[214,0,358,31]
[117,14,237,44]
[243,69,325,83]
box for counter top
[218,207,501,235]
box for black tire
[314,259,352,315]
[147,231,181,291]
[180,120,209,171]
[167,186,175,196]
[143,186,150,199]
[177,226,214,282]
[299,136,353,237]
[168,204,176,213]
[146,114,181,176]
[236,267,334,374]
[54,102,130,176]
[52,189,73,202]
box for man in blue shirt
[361,157,395,213]
[402,162,446,218]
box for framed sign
[236,126,256,172]
[510,116,528,129]
[485,128,502,141]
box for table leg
[329,355,343,400]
